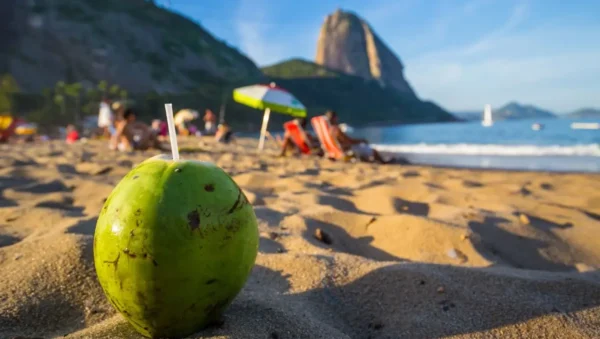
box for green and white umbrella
[233,82,306,150]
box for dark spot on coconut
[152,259,158,266]
[205,184,215,192]
[129,230,135,237]
[104,253,121,271]
[227,189,243,214]
[136,219,141,227]
[133,175,139,180]
[225,219,241,233]
[109,296,124,311]
[206,279,217,285]
[142,253,148,258]
[175,168,181,173]
[123,248,137,258]
[187,210,201,231]
[135,208,141,216]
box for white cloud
[404,2,600,112]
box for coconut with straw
[92,103,259,338]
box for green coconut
[93,154,259,338]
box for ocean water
[348,118,600,173]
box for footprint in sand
[0,234,22,248]
[462,180,484,188]
[14,180,72,194]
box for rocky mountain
[315,9,415,95]
[262,59,456,125]
[494,102,556,120]
[453,103,556,122]
[1,0,263,93]
[1,2,455,129]
[565,108,600,119]
[452,111,481,121]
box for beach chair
[310,115,353,161]
[0,115,23,142]
[283,120,311,155]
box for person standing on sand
[98,97,114,138]
[325,110,388,163]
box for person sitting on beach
[109,109,164,152]
[174,109,199,136]
[203,109,217,135]
[279,118,321,156]
[325,110,388,163]
[65,124,80,144]
[215,122,234,144]
[151,119,168,141]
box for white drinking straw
[164,103,180,161]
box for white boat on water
[531,123,543,131]
[482,104,493,127]
[571,122,600,130]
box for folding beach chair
[283,120,311,155]
[310,115,353,161]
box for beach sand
[1,138,599,338]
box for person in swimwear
[109,108,164,151]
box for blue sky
[157,0,600,113]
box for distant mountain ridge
[453,102,556,121]
[565,108,600,119]
[262,58,456,126]
[494,102,555,120]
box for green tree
[64,82,83,124]
[119,89,128,100]
[109,84,120,96]
[0,74,20,113]
[97,80,108,95]
[54,81,67,117]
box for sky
[156,0,600,113]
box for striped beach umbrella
[233,82,306,150]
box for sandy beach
[1,138,599,339]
